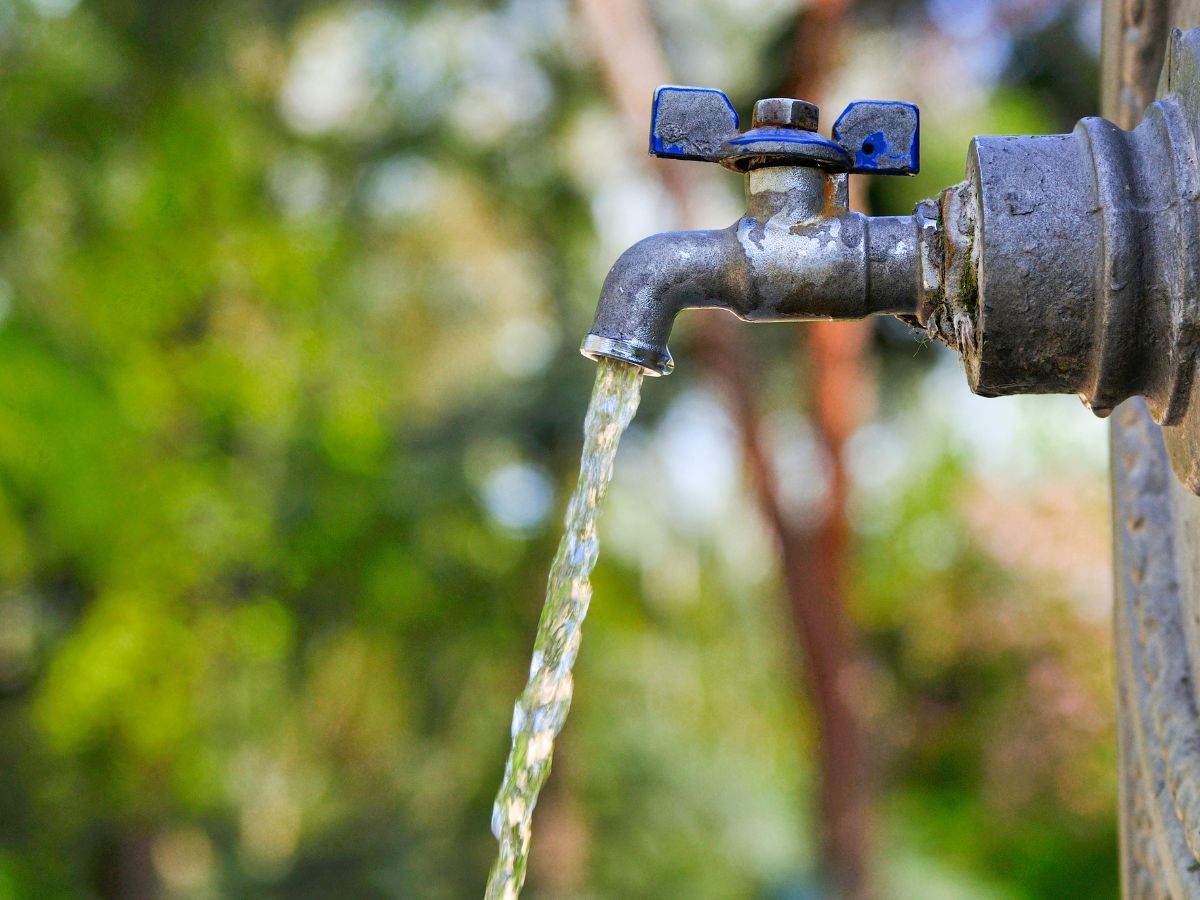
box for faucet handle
[832,101,920,175]
[648,85,919,176]
[649,85,740,162]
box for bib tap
[580,36,1200,496]
[580,86,923,376]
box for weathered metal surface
[950,133,1099,398]
[1152,30,1200,491]
[920,178,976,355]
[581,164,919,375]
[1103,0,1172,133]
[1105,2,1200,895]
[832,100,920,174]
[752,97,820,132]
[1113,400,1200,897]
[649,86,740,163]
[922,53,1200,440]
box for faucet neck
[746,166,848,224]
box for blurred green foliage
[0,0,1115,897]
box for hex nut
[752,98,819,131]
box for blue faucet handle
[832,101,920,175]
[648,86,920,176]
[649,85,739,162]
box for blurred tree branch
[788,1,875,895]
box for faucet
[580,88,922,376]
[579,42,1200,495]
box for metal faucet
[580,87,922,376]
[580,36,1200,495]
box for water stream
[485,357,644,899]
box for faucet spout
[581,226,748,376]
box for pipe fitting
[918,93,1200,424]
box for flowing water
[485,357,644,899]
